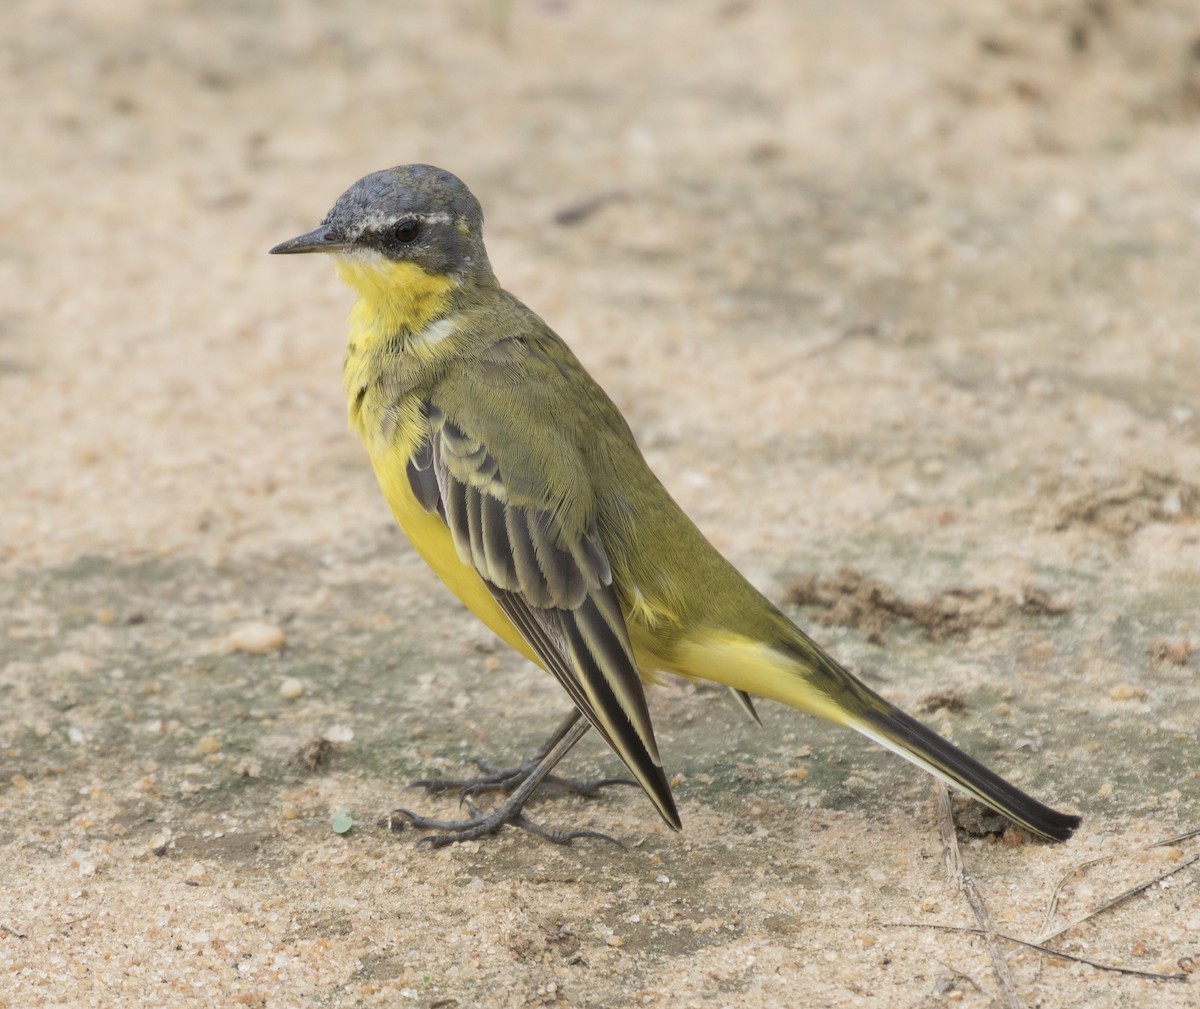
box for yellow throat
[334,254,457,355]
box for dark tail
[775,635,1080,841]
[854,702,1080,841]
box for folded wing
[406,403,680,829]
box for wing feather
[406,432,442,515]
[574,528,612,588]
[489,589,618,755]
[405,402,680,829]
[465,483,487,572]
[507,508,552,607]
[443,474,471,564]
[527,509,586,608]
[562,597,657,749]
[480,492,516,589]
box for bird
[270,164,1080,846]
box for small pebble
[194,735,220,755]
[324,724,354,743]
[1150,639,1192,666]
[278,677,305,699]
[229,622,285,655]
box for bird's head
[270,164,495,295]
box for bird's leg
[409,708,634,799]
[383,712,626,846]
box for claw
[379,711,627,847]
[379,801,621,848]
[410,764,634,800]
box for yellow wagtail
[270,165,1080,846]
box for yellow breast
[336,258,542,669]
[363,415,541,667]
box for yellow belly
[365,430,543,669]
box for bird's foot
[411,758,634,800]
[380,795,622,847]
[381,713,629,846]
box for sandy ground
[3,0,1200,1006]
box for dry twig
[1038,826,1200,941]
[937,783,1023,1009]
[888,922,1188,982]
[1037,852,1199,946]
[899,807,1198,987]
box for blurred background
[2,2,1199,1007]
[5,0,1198,574]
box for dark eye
[389,218,422,244]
